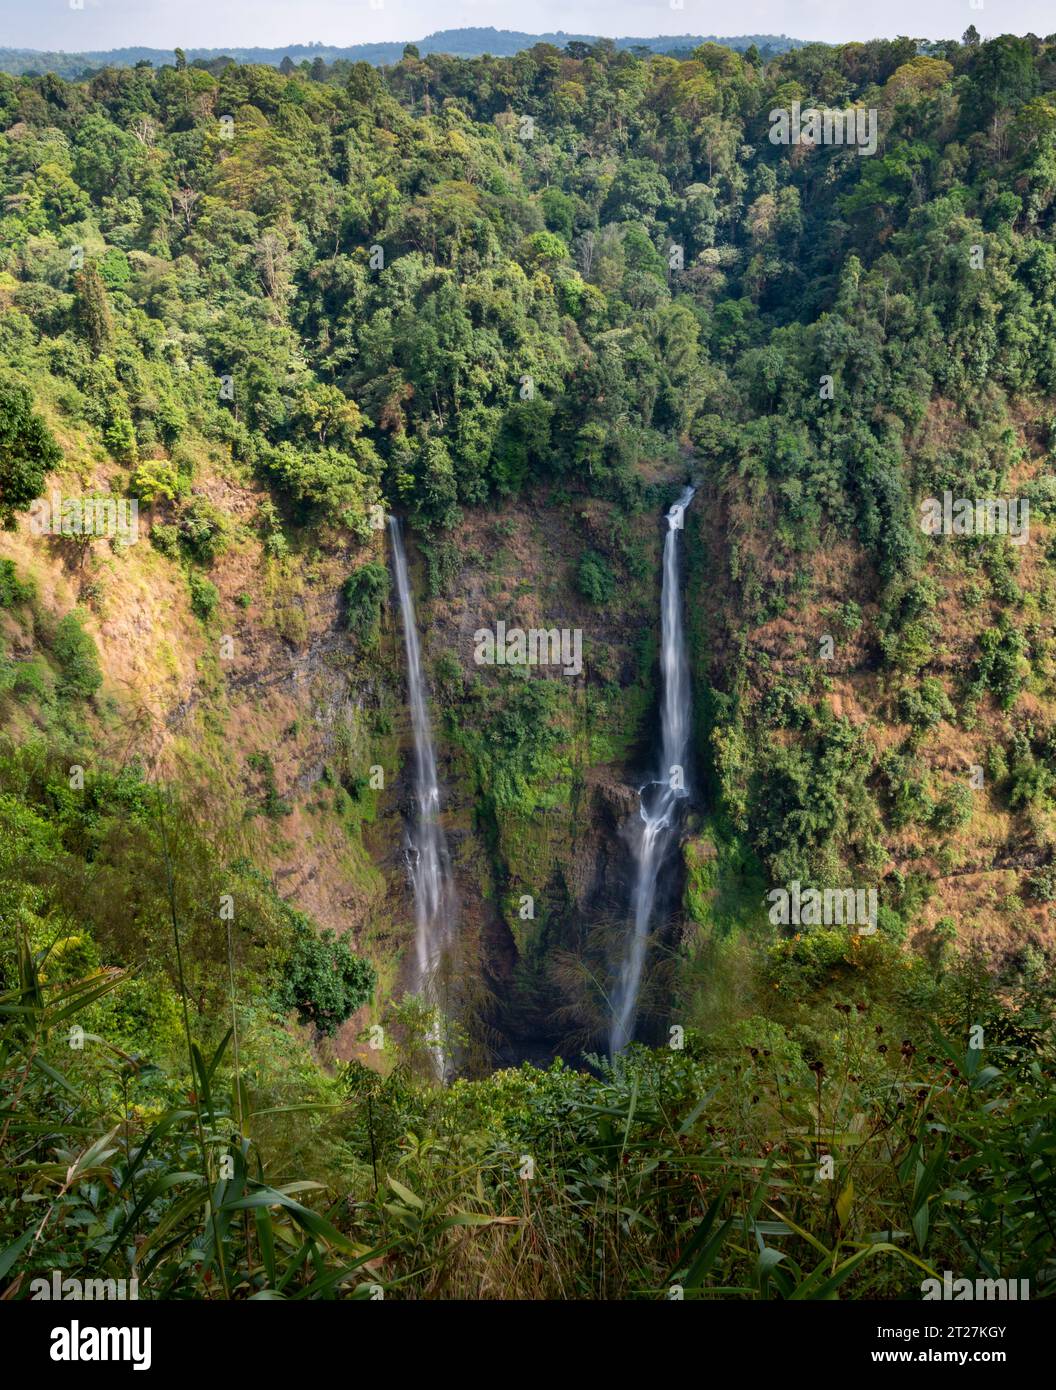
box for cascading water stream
[387,516,457,1039]
[610,485,696,1055]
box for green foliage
[188,572,219,621]
[576,549,616,604]
[971,620,1026,710]
[274,914,376,1036]
[0,727,1053,1302]
[0,32,1055,1306]
[246,750,291,819]
[342,561,389,643]
[70,262,114,353]
[131,459,183,505]
[0,558,33,607]
[149,521,180,558]
[0,378,61,526]
[930,782,973,833]
[458,674,566,814]
[178,496,229,564]
[898,676,954,732]
[752,718,878,884]
[50,608,102,699]
[0,941,372,1301]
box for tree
[0,380,61,527]
[343,561,389,643]
[970,35,1040,128]
[885,56,954,104]
[276,917,377,1036]
[296,384,365,447]
[71,263,114,353]
[413,436,461,529]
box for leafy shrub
[11,657,54,703]
[51,608,102,698]
[930,782,974,832]
[178,496,229,564]
[149,521,180,559]
[837,600,863,633]
[1008,742,1052,809]
[188,573,219,621]
[0,377,61,526]
[275,915,377,1035]
[882,619,933,673]
[342,561,389,641]
[458,675,565,813]
[882,752,933,829]
[898,676,954,731]
[434,652,463,703]
[257,498,289,559]
[1026,865,1056,902]
[97,247,131,289]
[576,549,616,604]
[422,537,460,596]
[131,460,183,505]
[0,558,33,607]
[972,621,1025,710]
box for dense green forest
[1,31,1055,1301]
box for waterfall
[387,516,457,1009]
[610,485,696,1055]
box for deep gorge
[1,28,1055,1307]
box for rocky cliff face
[1,451,691,1067]
[389,488,678,1063]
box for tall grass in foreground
[2,923,1054,1298]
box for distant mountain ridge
[0,27,805,78]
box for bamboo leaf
[836,1178,854,1228]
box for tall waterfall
[387,516,456,1001]
[610,485,696,1055]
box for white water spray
[610,485,696,1055]
[387,516,457,1007]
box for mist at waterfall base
[610,485,696,1056]
[387,516,457,1055]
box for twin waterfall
[388,486,694,1070]
[387,517,456,1016]
[610,486,696,1055]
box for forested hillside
[1,32,1055,1301]
[0,31,804,78]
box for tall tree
[71,262,114,353]
[0,380,61,527]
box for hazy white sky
[1,0,1051,51]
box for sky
[0,0,1051,52]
